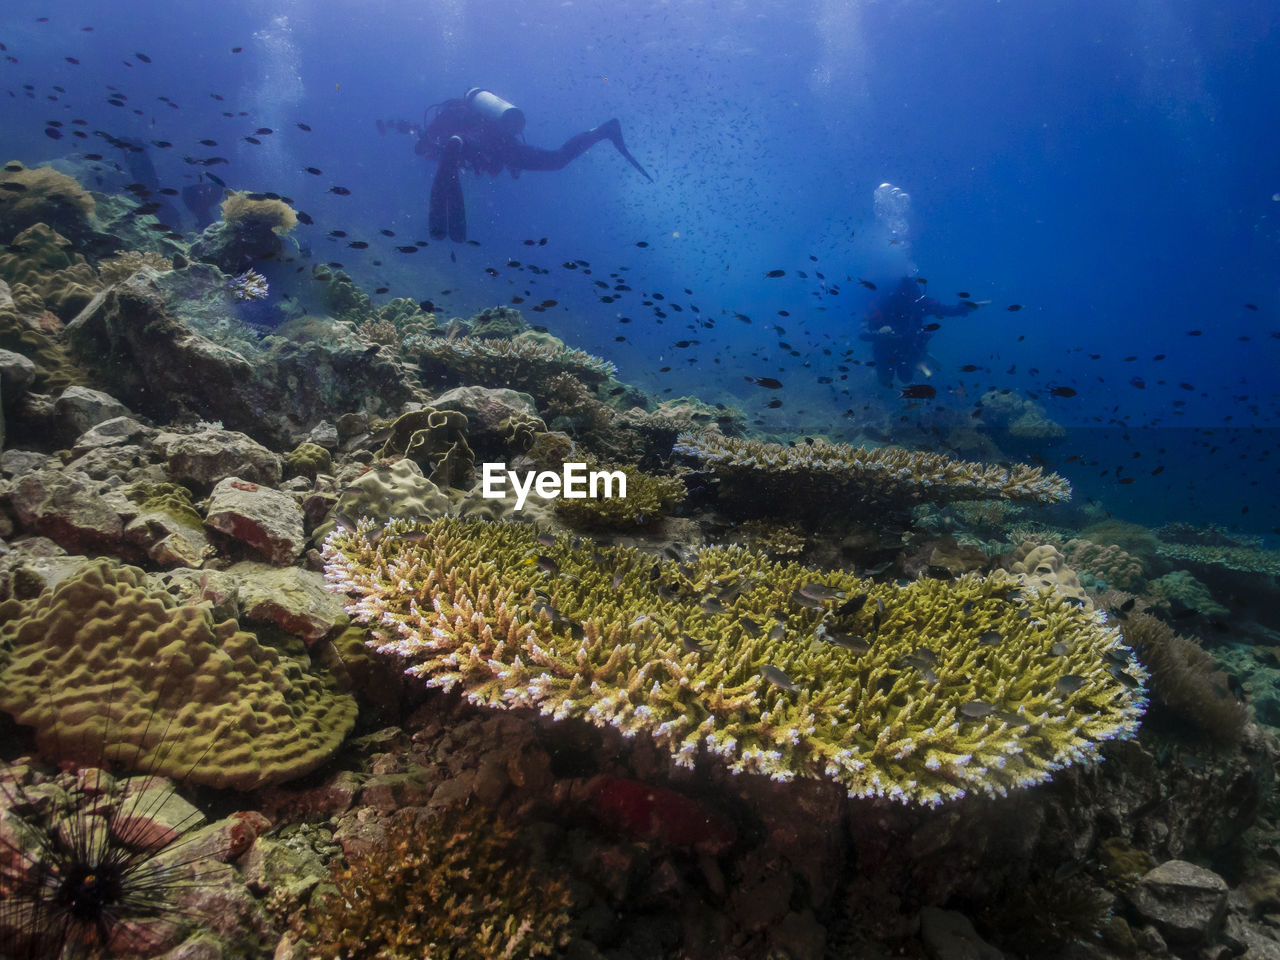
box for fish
[199,138,218,146]
[766,398,783,409]
[899,384,937,399]
[746,376,783,389]
[761,664,800,692]
[790,589,827,611]
[328,230,347,237]
[1006,304,1023,311]
[1050,642,1069,656]
[395,245,419,253]
[304,166,322,175]
[348,241,369,249]
[1050,386,1077,397]
[255,127,273,135]
[799,583,844,602]
[765,269,786,278]
[135,52,152,62]
[834,594,868,618]
[821,630,869,654]
[858,278,876,290]
[682,634,710,653]
[1055,675,1086,695]
[329,186,351,195]
[961,701,997,719]
[978,630,1003,646]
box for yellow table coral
[324,517,1146,805]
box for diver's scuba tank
[464,88,526,136]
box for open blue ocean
[1,2,1279,958]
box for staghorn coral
[97,250,173,284]
[1155,521,1263,549]
[324,517,1147,806]
[302,808,572,959]
[1119,610,1247,746]
[0,162,96,243]
[674,432,1072,515]
[1065,538,1146,592]
[408,333,618,393]
[0,559,357,789]
[553,462,686,530]
[731,519,808,558]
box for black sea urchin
[0,760,210,960]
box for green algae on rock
[324,517,1146,805]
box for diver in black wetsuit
[859,276,975,386]
[380,88,653,242]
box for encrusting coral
[301,808,572,960]
[0,560,357,790]
[408,333,618,393]
[674,432,1071,511]
[0,222,103,319]
[376,407,475,489]
[324,517,1147,806]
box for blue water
[3,0,1278,533]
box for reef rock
[159,426,282,491]
[204,477,306,565]
[52,384,131,441]
[4,467,126,554]
[229,562,348,644]
[1126,859,1228,946]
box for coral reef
[674,432,1072,517]
[1146,569,1229,618]
[1065,537,1146,592]
[0,223,103,320]
[218,190,298,235]
[467,304,528,339]
[731,519,808,558]
[1156,521,1263,549]
[1154,542,1280,577]
[325,517,1147,805]
[0,560,357,789]
[0,162,96,244]
[1006,541,1091,608]
[283,441,333,481]
[302,808,572,959]
[189,191,298,274]
[977,389,1067,440]
[409,333,618,395]
[553,463,686,530]
[98,249,174,284]
[1118,610,1248,746]
[376,408,475,489]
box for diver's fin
[429,136,467,242]
[597,118,654,183]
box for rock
[229,562,347,643]
[429,384,539,455]
[159,428,283,491]
[70,415,156,455]
[53,385,131,440]
[4,467,124,552]
[919,907,1004,960]
[1127,859,1228,946]
[0,448,50,478]
[125,508,215,568]
[306,419,339,449]
[240,835,325,898]
[178,811,273,866]
[65,443,152,481]
[114,777,207,849]
[156,567,240,621]
[0,348,36,401]
[360,770,434,814]
[204,477,306,565]
[0,536,90,599]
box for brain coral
[0,560,357,789]
[325,517,1146,805]
[675,432,1071,510]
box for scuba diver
[859,276,975,386]
[379,88,653,242]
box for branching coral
[674,432,1071,512]
[553,463,685,530]
[303,808,572,959]
[325,517,1146,806]
[1154,542,1280,577]
[98,250,174,284]
[408,333,618,392]
[0,560,357,789]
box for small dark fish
[1244,303,1259,311]
[254,127,273,135]
[858,278,876,290]
[1050,642,1069,656]
[1006,304,1023,312]
[768,622,786,643]
[1050,386,1077,398]
[1109,665,1140,688]
[957,290,971,298]
[766,398,783,409]
[978,630,1003,646]
[1055,675,1086,696]
[746,376,783,389]
[790,589,827,611]
[44,127,63,140]
[700,596,726,615]
[0,182,27,192]
[243,136,262,145]
[348,240,369,249]
[199,138,218,146]
[65,57,80,65]
[395,245,419,253]
[823,630,869,654]
[231,46,243,53]
[899,384,937,399]
[765,269,786,278]
[151,139,172,148]
[922,322,941,332]
[484,267,499,278]
[834,594,868,618]
[329,185,351,195]
[635,240,649,247]
[328,230,347,237]
[304,166,322,175]
[739,617,762,638]
[136,52,152,63]
[296,210,313,224]
[961,701,997,719]
[682,634,710,654]
[761,664,800,693]
[374,286,389,294]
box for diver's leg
[510,119,653,182]
[429,135,467,242]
